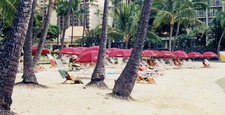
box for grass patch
[216,77,225,92]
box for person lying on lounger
[202,59,210,68]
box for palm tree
[212,11,225,61]
[57,0,73,59]
[0,0,33,113]
[172,0,207,50]
[22,0,38,84]
[86,0,109,89]
[71,0,81,45]
[108,3,140,49]
[33,0,55,66]
[153,0,206,51]
[112,0,152,99]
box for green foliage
[208,11,225,48]
[56,0,81,17]
[145,31,162,45]
[33,11,42,32]
[152,0,205,28]
[0,0,17,27]
[47,25,59,40]
[108,2,140,47]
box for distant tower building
[37,0,57,25]
[57,0,112,31]
[195,0,224,45]
[196,0,223,26]
[38,0,48,20]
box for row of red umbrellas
[58,46,218,63]
[141,50,217,59]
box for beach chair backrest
[47,54,54,60]
[58,70,67,78]
[55,59,66,69]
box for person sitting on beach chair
[136,65,156,84]
[172,59,182,69]
[58,70,83,84]
[136,74,156,84]
[202,59,210,68]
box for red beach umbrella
[59,47,82,55]
[187,52,203,58]
[107,48,121,52]
[158,51,175,58]
[75,50,108,63]
[76,47,87,52]
[83,46,99,52]
[202,52,217,58]
[32,46,50,55]
[109,49,131,57]
[142,50,158,57]
[173,50,188,58]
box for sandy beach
[11,62,225,115]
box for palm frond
[153,11,173,28]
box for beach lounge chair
[58,70,83,84]
[47,54,57,68]
[34,64,46,72]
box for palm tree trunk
[0,0,33,112]
[217,28,225,61]
[112,0,152,99]
[172,22,180,51]
[58,0,73,59]
[169,24,173,51]
[81,16,86,46]
[33,12,46,42]
[81,2,86,47]
[107,39,111,48]
[71,16,74,45]
[109,0,119,49]
[33,0,54,66]
[124,36,129,49]
[86,0,109,89]
[22,0,38,84]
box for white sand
[11,62,225,115]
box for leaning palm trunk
[33,0,54,66]
[86,0,109,89]
[172,22,180,51]
[58,0,73,59]
[71,17,74,45]
[112,0,152,99]
[217,29,225,61]
[22,0,38,84]
[81,0,87,46]
[168,24,174,51]
[0,0,33,112]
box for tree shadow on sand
[14,82,48,89]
